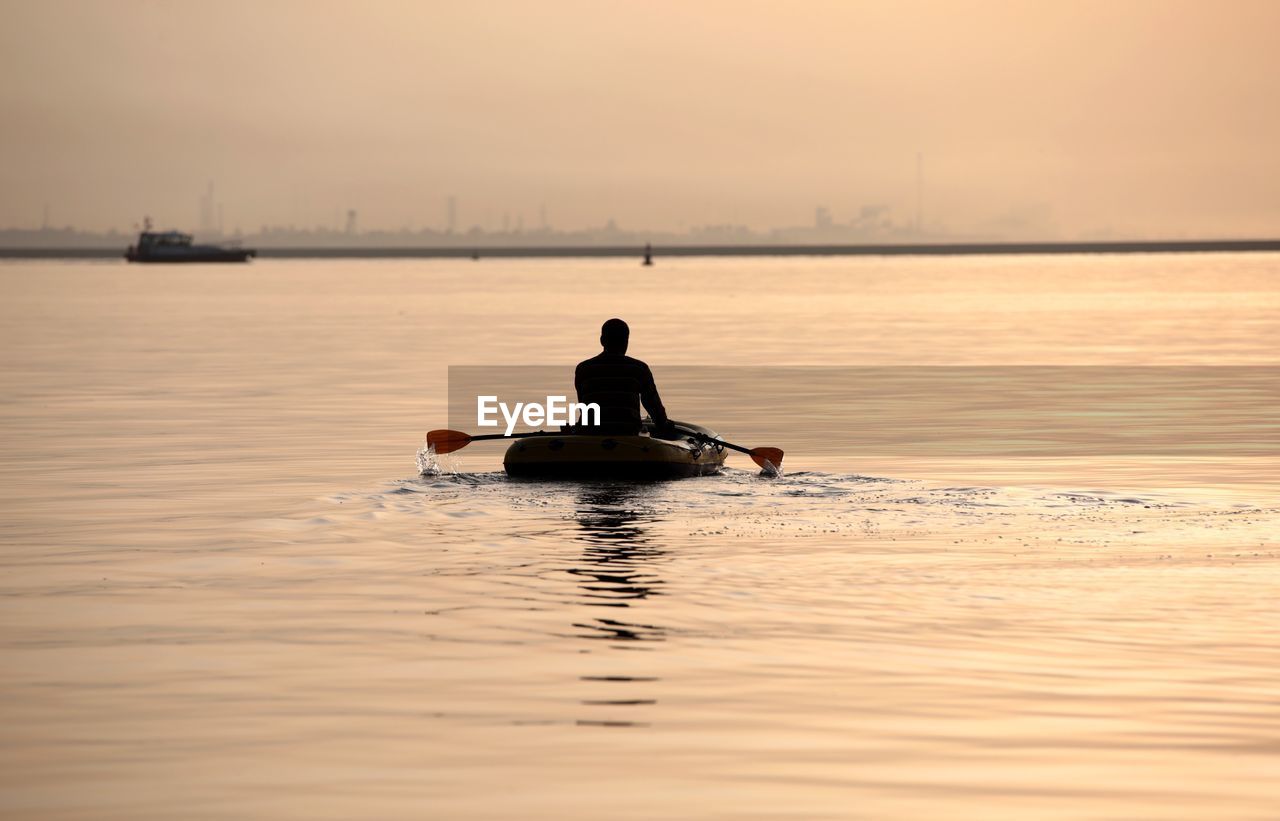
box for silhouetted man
[575,319,673,436]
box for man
[575,318,674,437]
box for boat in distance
[125,222,255,263]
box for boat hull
[504,433,726,480]
[125,248,256,263]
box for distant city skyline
[0,202,1225,250]
[0,177,1194,244]
[14,176,1042,240]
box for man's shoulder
[578,353,648,368]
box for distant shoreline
[3,239,1280,260]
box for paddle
[671,424,784,474]
[426,429,555,454]
[426,425,783,474]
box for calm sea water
[1,254,1278,819]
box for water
[1,255,1278,819]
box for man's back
[575,351,668,435]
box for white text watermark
[477,395,600,435]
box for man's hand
[649,422,682,440]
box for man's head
[600,318,629,354]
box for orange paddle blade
[426,429,473,454]
[749,447,784,472]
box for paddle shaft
[460,429,741,449]
[693,434,752,455]
[463,430,556,443]
[479,428,750,455]
[671,424,751,455]
[431,424,780,469]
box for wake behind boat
[125,220,255,263]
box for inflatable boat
[503,422,727,479]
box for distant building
[199,182,216,234]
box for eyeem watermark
[477,395,600,435]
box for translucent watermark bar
[447,365,1278,459]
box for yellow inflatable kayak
[504,423,727,479]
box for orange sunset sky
[2,0,1278,237]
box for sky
[1,0,1278,238]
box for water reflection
[567,483,667,643]
[568,482,668,725]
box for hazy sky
[2,0,1278,237]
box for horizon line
[4,238,1280,260]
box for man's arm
[639,363,671,431]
